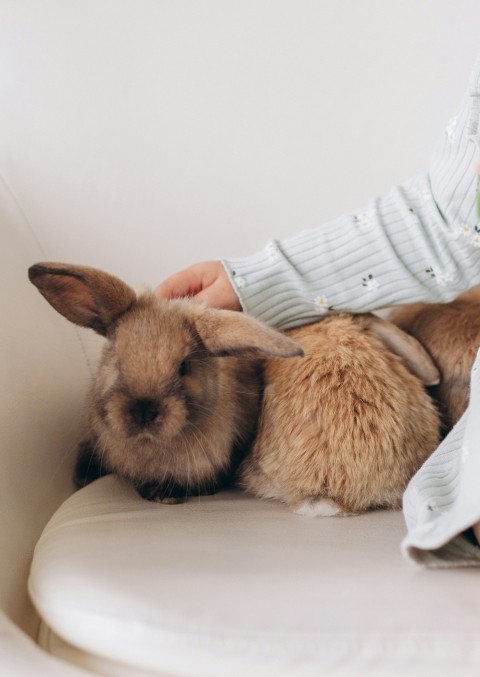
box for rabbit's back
[390,289,480,430]
[240,315,440,514]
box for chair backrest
[0,176,91,635]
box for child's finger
[155,268,203,299]
[194,279,242,311]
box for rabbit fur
[29,262,441,514]
[238,314,441,516]
[28,262,301,502]
[389,287,480,433]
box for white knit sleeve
[222,58,480,330]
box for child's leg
[402,347,480,567]
[401,56,480,567]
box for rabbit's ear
[365,315,440,386]
[28,262,136,336]
[194,308,303,359]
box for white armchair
[3,3,480,675]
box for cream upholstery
[27,477,480,676]
[2,3,480,676]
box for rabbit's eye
[179,360,189,377]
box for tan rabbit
[239,314,441,516]
[389,287,480,432]
[28,262,302,502]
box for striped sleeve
[222,57,480,331]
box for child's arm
[158,57,480,330]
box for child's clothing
[222,55,480,567]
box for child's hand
[155,260,241,311]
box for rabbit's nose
[129,399,160,427]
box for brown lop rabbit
[239,314,441,516]
[28,262,302,502]
[389,287,480,433]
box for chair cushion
[28,476,480,676]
